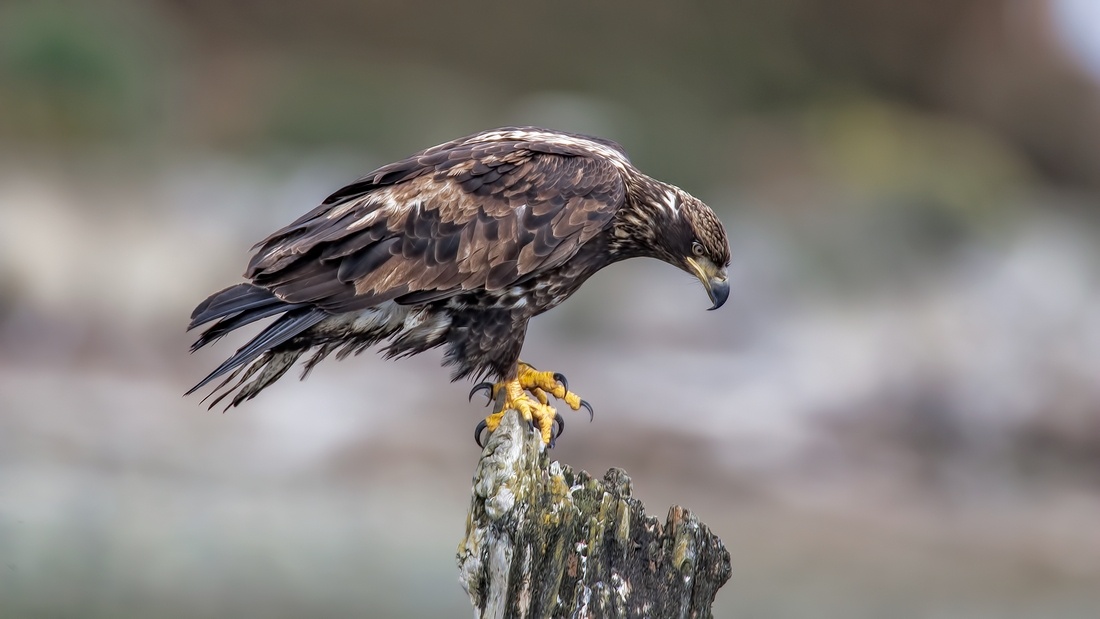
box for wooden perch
[457,409,731,619]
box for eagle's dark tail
[186,283,326,408]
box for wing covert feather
[246,143,625,313]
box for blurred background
[2,0,1100,617]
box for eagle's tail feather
[185,308,327,397]
[189,303,305,352]
[189,283,282,329]
[205,349,307,411]
[188,283,308,352]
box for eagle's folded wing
[243,140,627,314]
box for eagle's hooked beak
[707,274,730,310]
[686,257,730,311]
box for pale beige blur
[2,2,1100,618]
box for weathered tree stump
[457,409,731,619]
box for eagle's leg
[474,362,592,447]
[516,362,588,413]
[470,362,590,413]
[481,378,558,444]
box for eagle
[187,127,730,447]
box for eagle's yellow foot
[472,375,574,448]
[470,362,593,415]
[516,363,592,413]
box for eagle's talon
[516,362,581,406]
[473,365,590,447]
[469,382,493,403]
[580,399,594,421]
[474,419,488,448]
[542,408,560,449]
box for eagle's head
[672,192,731,310]
[618,181,731,310]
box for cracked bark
[457,409,731,619]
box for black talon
[547,413,567,449]
[580,399,594,421]
[469,382,493,404]
[553,372,569,393]
[474,420,488,448]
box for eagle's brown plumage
[187,127,730,411]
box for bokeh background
[2,1,1100,617]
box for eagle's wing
[243,139,626,312]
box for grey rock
[458,409,731,619]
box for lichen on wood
[457,409,731,619]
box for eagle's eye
[691,241,705,257]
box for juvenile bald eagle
[187,127,730,446]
